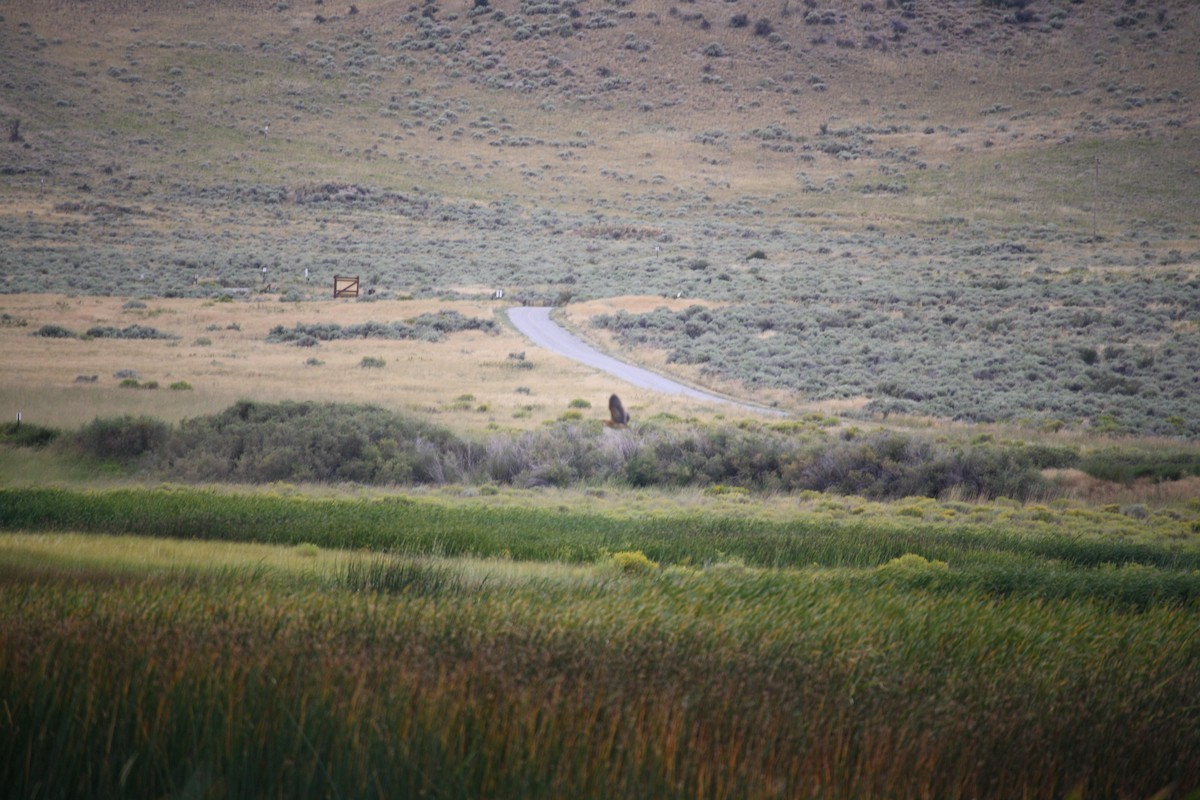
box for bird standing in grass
[606,394,631,428]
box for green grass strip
[3,487,1198,572]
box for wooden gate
[333,275,359,298]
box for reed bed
[1,546,1197,799]
[4,487,1199,578]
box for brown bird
[606,393,631,428]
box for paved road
[507,307,784,415]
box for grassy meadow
[2,0,1200,796]
[2,487,1199,798]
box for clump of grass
[337,556,457,595]
[359,356,385,368]
[704,484,749,497]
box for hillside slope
[1,0,1198,434]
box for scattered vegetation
[35,401,1197,503]
[267,312,498,345]
[86,324,179,340]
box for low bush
[0,421,60,448]
[164,400,472,484]
[606,550,658,575]
[32,324,76,338]
[267,312,497,346]
[73,415,169,462]
[93,402,1055,499]
[86,325,179,340]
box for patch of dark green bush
[0,421,60,448]
[134,402,1055,499]
[33,324,76,338]
[73,415,170,463]
[266,311,497,346]
[85,324,179,340]
[164,400,472,484]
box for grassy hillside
[1,0,1197,432]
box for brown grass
[1046,470,1200,507]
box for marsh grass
[1,527,1197,799]
[3,487,1198,588]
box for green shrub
[86,325,179,340]
[0,421,60,448]
[165,400,471,484]
[33,324,76,338]
[169,381,193,391]
[360,356,386,368]
[293,543,320,558]
[875,553,951,589]
[606,550,658,575]
[73,416,170,462]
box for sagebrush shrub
[74,416,169,462]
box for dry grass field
[0,292,774,432]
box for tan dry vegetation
[1047,470,1200,507]
[1,293,761,432]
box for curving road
[507,307,784,415]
